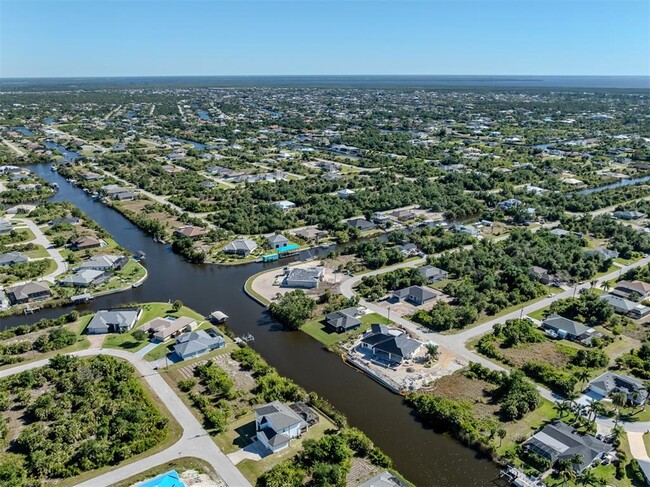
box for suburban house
[418,265,448,283]
[141,316,198,342]
[222,238,258,257]
[358,324,423,364]
[267,233,290,250]
[612,210,644,220]
[283,267,324,289]
[173,329,225,360]
[58,269,108,287]
[86,308,142,334]
[78,255,128,272]
[358,471,405,487]
[452,224,479,237]
[113,191,136,201]
[6,281,52,305]
[585,247,619,260]
[254,401,308,453]
[396,243,420,257]
[0,219,12,234]
[324,307,364,333]
[49,216,81,226]
[0,251,28,266]
[540,315,596,343]
[337,188,355,198]
[497,198,522,210]
[389,209,417,222]
[292,227,328,241]
[600,293,650,319]
[69,235,102,250]
[523,421,613,472]
[347,218,377,232]
[529,265,558,285]
[174,225,208,239]
[273,200,296,211]
[391,285,437,306]
[613,280,650,300]
[588,371,648,405]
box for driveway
[628,432,650,461]
[227,440,269,465]
[136,341,159,357]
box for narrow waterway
[1,163,501,487]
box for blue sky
[1,0,648,77]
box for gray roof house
[358,471,405,487]
[254,401,308,453]
[6,281,52,305]
[0,251,28,266]
[418,265,448,283]
[325,307,363,333]
[600,293,650,319]
[273,200,296,211]
[222,238,258,256]
[359,324,422,363]
[174,329,225,360]
[588,371,648,405]
[391,285,437,306]
[585,247,619,260]
[267,234,290,250]
[540,315,595,342]
[524,421,612,472]
[529,265,557,285]
[58,269,108,287]
[86,308,142,334]
[77,255,128,271]
[0,219,12,234]
[283,267,324,289]
[613,210,644,220]
[347,218,377,232]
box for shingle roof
[542,315,591,337]
[255,400,305,432]
[173,330,224,357]
[87,308,140,333]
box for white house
[254,401,307,453]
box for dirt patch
[346,457,383,487]
[427,373,499,419]
[500,341,571,368]
[179,468,226,487]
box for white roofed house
[273,200,296,211]
[254,401,308,453]
[141,316,198,342]
[173,329,225,360]
[86,308,142,334]
[58,269,109,288]
[283,267,324,289]
[77,255,129,271]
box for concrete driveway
[227,440,269,465]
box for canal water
[1,162,501,487]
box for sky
[1,0,648,78]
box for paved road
[10,217,67,283]
[0,348,251,487]
[2,139,25,156]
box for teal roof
[278,243,299,252]
[139,470,185,487]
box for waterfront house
[0,251,28,266]
[390,209,417,222]
[292,227,327,241]
[391,285,437,306]
[588,371,647,405]
[49,216,81,226]
[418,265,448,283]
[222,238,258,257]
[358,472,404,487]
[77,255,128,272]
[283,267,324,289]
[58,269,108,287]
[540,315,595,343]
[69,235,102,250]
[174,225,208,239]
[600,293,650,319]
[254,401,308,453]
[6,281,52,305]
[142,316,198,342]
[267,233,290,250]
[358,324,422,363]
[324,307,363,333]
[86,308,142,334]
[174,329,225,360]
[523,421,612,472]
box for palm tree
[578,469,598,486]
[590,400,607,424]
[555,400,571,419]
[576,369,590,389]
[611,391,628,428]
[497,428,506,448]
[602,280,611,292]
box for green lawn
[228,412,336,484]
[301,312,390,346]
[594,263,620,279]
[497,399,556,455]
[23,245,49,259]
[102,302,206,353]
